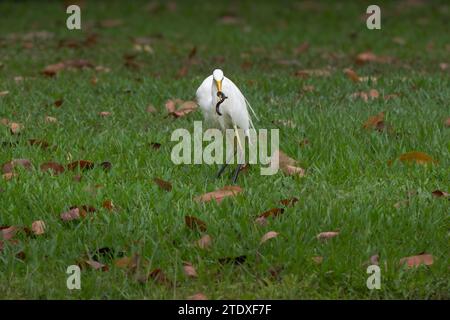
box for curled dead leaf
[153,178,172,192]
[183,262,198,278]
[260,231,279,244]
[185,216,207,232]
[317,231,339,240]
[399,253,433,268]
[67,160,94,171]
[187,293,208,300]
[2,159,32,174]
[31,220,46,235]
[431,190,449,198]
[197,234,212,249]
[40,162,65,175]
[344,68,361,82]
[194,185,243,203]
[397,151,437,165]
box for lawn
[0,0,449,299]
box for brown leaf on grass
[187,293,208,300]
[194,185,243,203]
[0,91,9,97]
[146,105,157,113]
[312,256,324,264]
[280,197,299,207]
[363,112,386,132]
[218,255,247,265]
[9,122,23,134]
[40,162,65,175]
[183,262,198,278]
[255,208,284,226]
[67,160,94,171]
[185,216,207,232]
[31,220,46,235]
[431,190,449,198]
[45,116,57,123]
[99,19,123,28]
[370,254,380,266]
[293,42,309,55]
[399,253,433,268]
[42,59,93,76]
[294,69,331,78]
[270,150,305,177]
[1,226,19,240]
[197,234,212,249]
[2,159,32,174]
[356,51,393,65]
[99,111,111,117]
[114,256,133,269]
[60,208,81,222]
[2,173,17,181]
[100,161,112,172]
[153,178,172,192]
[260,231,279,244]
[398,151,436,165]
[102,199,116,211]
[344,68,361,82]
[84,259,109,271]
[29,139,50,149]
[149,142,161,150]
[444,118,450,127]
[317,231,339,240]
[148,268,172,286]
[171,100,198,118]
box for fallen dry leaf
[197,234,212,249]
[166,100,198,118]
[370,254,380,266]
[444,118,450,127]
[398,151,436,165]
[2,159,32,174]
[187,293,208,300]
[1,226,19,240]
[399,253,433,268]
[270,150,305,177]
[67,160,94,171]
[40,162,65,175]
[146,105,157,113]
[102,199,115,211]
[2,172,17,181]
[45,116,57,123]
[312,256,323,264]
[344,68,361,82]
[153,178,172,192]
[9,122,23,134]
[148,268,172,286]
[183,262,198,278]
[0,91,9,97]
[356,51,393,65]
[256,208,284,225]
[294,69,331,78]
[29,139,50,150]
[84,259,109,271]
[280,197,299,207]
[260,231,279,244]
[431,190,449,198]
[363,112,385,131]
[185,216,207,232]
[317,231,339,240]
[31,220,46,235]
[99,111,111,117]
[194,185,243,203]
[60,208,81,222]
[42,59,93,77]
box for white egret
[196,69,257,183]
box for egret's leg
[216,147,236,178]
[232,163,243,184]
[232,125,246,184]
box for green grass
[0,0,449,299]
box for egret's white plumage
[196,69,256,137]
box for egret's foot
[232,164,244,184]
[216,163,228,179]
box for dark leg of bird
[216,148,237,179]
[232,164,243,184]
[216,163,228,178]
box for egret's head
[213,69,224,93]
